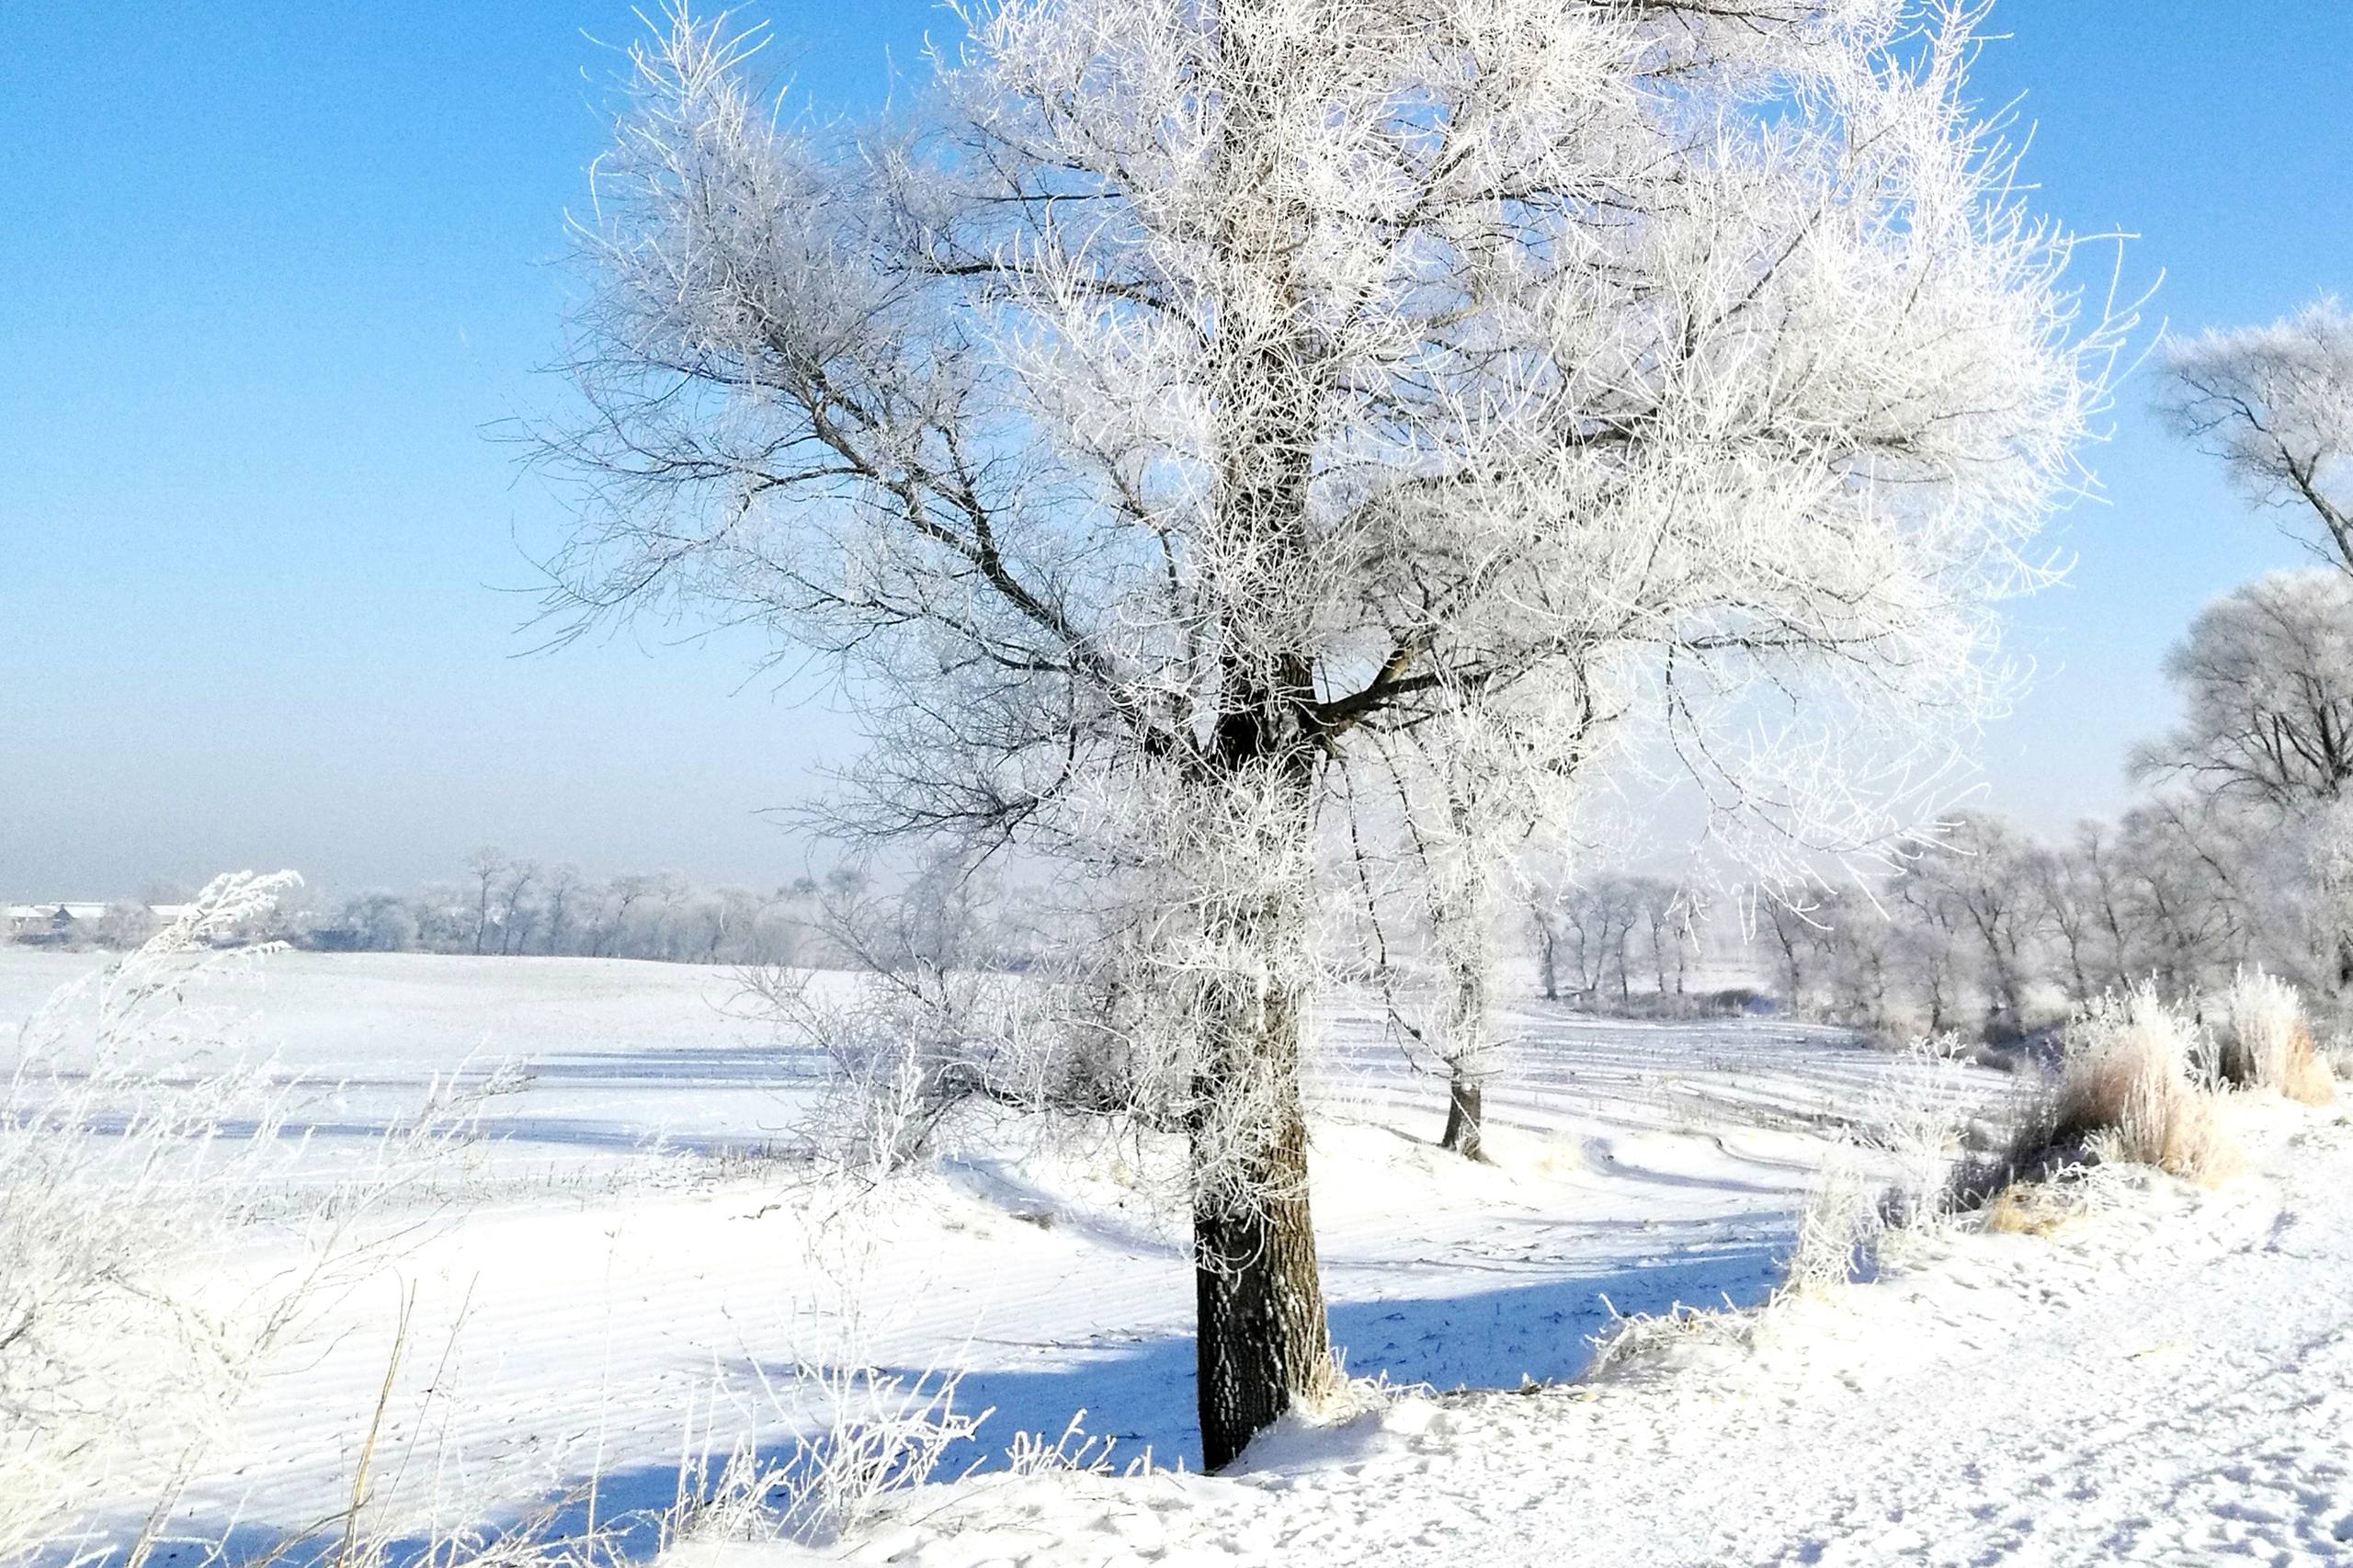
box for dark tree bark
[1435,880,1491,1161]
[1532,908,1560,1001]
[1439,1071,1484,1161]
[1187,747,1333,1470]
[1190,983,1332,1471]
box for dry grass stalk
[2212,970,2337,1107]
[2056,986,2237,1186]
[1982,1182,2074,1236]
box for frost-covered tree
[2132,570,2353,813]
[2036,833,2103,1002]
[2158,301,2353,574]
[1634,878,1707,1000]
[1900,812,2052,1032]
[540,861,587,955]
[540,2,2110,1465]
[1756,892,1833,1015]
[1388,744,1513,1160]
[1374,696,1608,1159]
[1814,883,1901,1027]
[331,891,423,952]
[592,871,663,958]
[1534,874,1642,1002]
[2132,570,2353,994]
[463,846,506,957]
[2056,819,2141,995]
[92,902,158,950]
[2112,795,2252,996]
[494,857,543,956]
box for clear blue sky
[2,3,2347,900]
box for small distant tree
[335,891,423,952]
[590,872,658,958]
[1888,865,1968,1032]
[1904,812,2053,1034]
[752,881,816,966]
[2113,795,2250,997]
[1757,895,1832,1017]
[463,847,506,956]
[1375,699,1607,1160]
[93,902,158,950]
[642,871,694,960]
[1813,885,1900,1030]
[494,858,543,956]
[1526,883,1563,1005]
[540,862,586,954]
[2065,819,2141,994]
[1630,877,1711,1003]
[2037,837,2103,1006]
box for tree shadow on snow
[121,1227,1788,1566]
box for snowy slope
[18,953,1987,1562]
[804,1103,2353,1568]
[0,950,813,1180]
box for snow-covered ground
[0,951,806,1182]
[16,950,2344,1566]
[834,1105,2353,1568]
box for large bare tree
[2158,301,2353,574]
[2132,569,2353,993]
[2132,570,2353,813]
[539,0,2109,1466]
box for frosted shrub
[1952,985,2238,1217]
[2055,986,2235,1183]
[742,864,1199,1188]
[1585,1296,1760,1381]
[1861,1036,1981,1231]
[671,1360,983,1548]
[747,956,1181,1187]
[666,1236,988,1555]
[1783,1144,1883,1294]
[1003,1412,1132,1479]
[0,872,311,1559]
[2211,969,2336,1106]
[3,873,511,1564]
[1587,1145,1880,1382]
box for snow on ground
[3,949,1988,1562]
[823,1104,2353,1568]
[0,949,820,1181]
[33,949,2353,1565]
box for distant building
[6,902,197,946]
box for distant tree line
[1742,801,2321,1040]
[1525,874,1720,1011]
[308,848,827,966]
[1745,573,2353,1040]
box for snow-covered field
[834,1107,2353,1567]
[0,951,807,1181]
[10,950,2347,1567]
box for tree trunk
[1439,1070,1483,1161]
[1188,807,1332,1471]
[1191,1034,1330,1471]
[1187,57,1334,1462]
[1435,878,1491,1161]
[1188,629,1330,1468]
